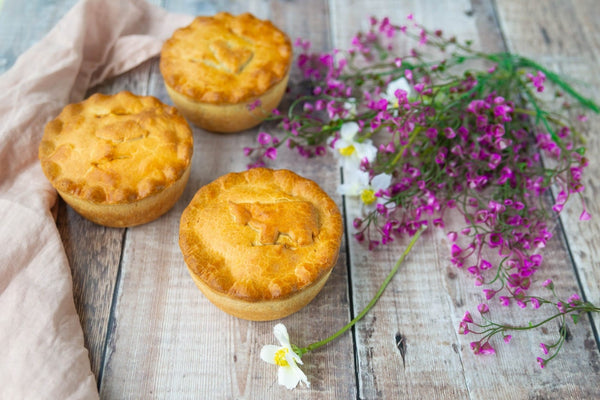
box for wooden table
[2,0,600,398]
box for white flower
[338,167,392,209]
[330,122,377,170]
[260,323,310,390]
[384,77,412,108]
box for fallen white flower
[260,323,310,390]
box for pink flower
[479,342,496,355]
[503,335,512,344]
[257,132,272,145]
[477,303,489,314]
[462,311,474,323]
[247,99,262,111]
[530,297,541,309]
[483,289,496,300]
[540,343,549,355]
[265,147,278,160]
[499,296,510,307]
[536,357,546,369]
[568,293,582,306]
[479,259,492,270]
[580,209,591,221]
[451,244,462,257]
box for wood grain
[494,0,600,349]
[330,0,600,398]
[98,1,356,398]
[2,0,600,398]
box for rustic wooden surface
[2,0,599,398]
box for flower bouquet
[248,15,599,388]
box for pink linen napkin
[0,0,193,398]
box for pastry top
[160,12,292,104]
[179,168,343,301]
[39,91,193,204]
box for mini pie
[38,91,194,227]
[179,168,343,321]
[160,12,292,133]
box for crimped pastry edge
[58,163,191,227]
[179,168,343,318]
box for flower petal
[260,345,281,365]
[355,140,377,162]
[292,363,310,387]
[371,173,392,191]
[278,366,301,390]
[273,323,291,348]
[337,182,361,196]
[340,122,359,140]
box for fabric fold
[0,0,193,398]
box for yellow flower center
[274,348,290,367]
[339,145,355,156]
[361,189,376,205]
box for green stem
[388,126,422,170]
[295,225,427,357]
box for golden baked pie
[160,12,292,133]
[38,91,193,227]
[179,168,343,321]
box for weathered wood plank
[99,1,356,398]
[494,0,600,346]
[330,0,600,398]
[3,0,600,398]
[59,57,159,381]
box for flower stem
[295,225,427,356]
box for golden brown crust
[163,73,289,133]
[39,91,193,205]
[160,12,292,105]
[179,168,343,319]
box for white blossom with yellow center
[260,323,310,390]
[338,167,392,210]
[330,122,377,171]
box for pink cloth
[0,0,192,397]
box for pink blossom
[536,357,546,369]
[483,289,496,300]
[568,293,582,306]
[580,209,591,221]
[462,311,474,323]
[478,342,496,355]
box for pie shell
[159,12,292,133]
[179,168,343,321]
[38,91,194,227]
